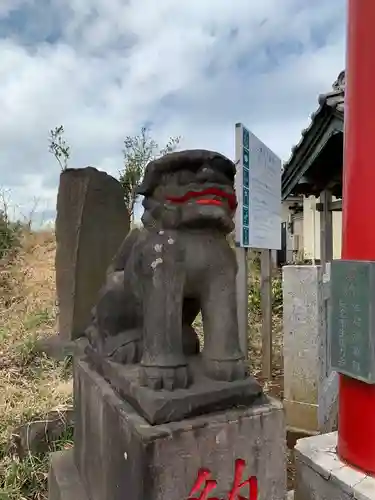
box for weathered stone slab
[67,359,286,500]
[55,167,129,341]
[283,265,338,433]
[38,335,88,361]
[294,432,375,500]
[11,408,74,459]
[96,355,263,425]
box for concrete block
[356,477,375,500]
[294,432,375,500]
[283,265,338,433]
[70,359,287,500]
[55,167,129,341]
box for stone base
[99,355,263,425]
[49,359,287,500]
[283,399,319,434]
[294,432,375,500]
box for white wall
[281,198,304,261]
[303,196,342,261]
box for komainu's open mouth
[166,187,237,211]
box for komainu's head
[138,149,237,234]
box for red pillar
[339,0,375,475]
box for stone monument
[49,150,286,500]
[283,265,338,434]
[51,167,129,356]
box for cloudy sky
[0,0,346,226]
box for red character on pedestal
[188,468,219,500]
[188,459,258,500]
[227,459,258,500]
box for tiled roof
[283,70,345,171]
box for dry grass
[0,230,73,500]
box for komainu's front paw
[203,357,248,382]
[139,365,191,391]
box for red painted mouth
[166,187,237,211]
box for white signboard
[235,123,282,250]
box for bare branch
[48,125,71,171]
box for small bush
[248,274,283,316]
[0,210,21,260]
[272,275,283,314]
[246,250,283,316]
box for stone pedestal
[49,359,287,500]
[294,432,375,500]
[283,265,338,434]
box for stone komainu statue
[85,149,247,390]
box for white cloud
[0,0,345,223]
